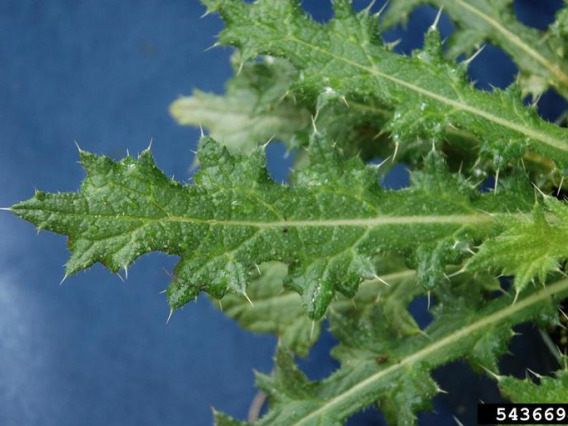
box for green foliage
[6,0,568,424]
[467,197,568,294]
[203,0,568,171]
[170,55,310,154]
[383,0,568,98]
[219,277,568,425]
[497,358,568,403]
[11,134,534,320]
[221,259,420,356]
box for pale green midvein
[162,213,494,228]
[453,0,568,88]
[16,205,497,228]
[286,36,568,153]
[292,277,568,425]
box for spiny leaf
[220,261,319,356]
[173,40,559,183]
[551,2,568,46]
[204,0,568,169]
[221,259,419,356]
[467,196,568,295]
[498,360,568,403]
[378,365,438,425]
[170,55,310,153]
[214,410,249,426]
[169,52,415,169]
[10,135,530,319]
[383,0,568,99]
[219,278,568,425]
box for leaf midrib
[291,277,568,425]
[286,35,568,153]
[453,0,568,89]
[15,205,496,228]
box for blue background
[0,1,565,425]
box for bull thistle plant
[4,0,568,424]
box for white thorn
[463,45,485,66]
[481,365,500,381]
[254,263,262,275]
[427,291,431,310]
[457,161,464,174]
[244,292,254,307]
[373,274,391,287]
[262,135,275,149]
[147,138,153,151]
[74,140,84,153]
[430,7,443,30]
[237,60,244,76]
[310,115,319,134]
[386,38,402,51]
[373,0,389,18]
[123,266,128,281]
[162,267,173,280]
[392,142,399,163]
[532,182,547,198]
[557,176,565,197]
[199,122,204,138]
[526,368,542,379]
[512,289,520,305]
[218,299,223,312]
[493,169,499,195]
[203,42,220,52]
[116,271,125,283]
[370,155,391,170]
[59,273,70,286]
[447,267,467,278]
[166,308,174,324]
[340,96,350,108]
[363,0,378,14]
[0,207,12,212]
[437,386,448,394]
[453,415,465,426]
[310,320,316,338]
[532,93,542,107]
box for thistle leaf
[9,135,525,319]
[383,0,568,98]
[220,261,319,356]
[498,362,568,403]
[203,0,568,169]
[217,278,568,425]
[467,196,568,295]
[221,259,419,356]
[214,410,249,426]
[170,56,310,153]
